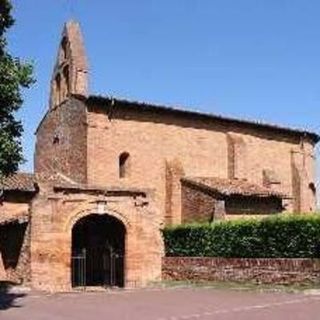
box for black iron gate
[71,246,124,288]
[71,248,86,288]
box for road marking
[156,296,320,320]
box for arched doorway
[71,214,125,288]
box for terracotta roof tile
[1,172,36,192]
[182,176,287,198]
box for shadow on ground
[0,281,26,310]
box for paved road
[1,287,320,319]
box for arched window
[119,152,130,178]
[55,73,61,105]
[61,37,68,61]
[309,182,316,195]
[62,65,70,99]
[308,182,316,211]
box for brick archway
[30,196,162,292]
[64,202,131,234]
[62,201,134,290]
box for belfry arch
[49,20,88,108]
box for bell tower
[49,20,89,108]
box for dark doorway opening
[0,222,28,270]
[71,214,125,288]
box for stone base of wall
[162,257,320,285]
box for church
[0,21,318,292]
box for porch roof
[0,172,36,193]
[182,176,288,198]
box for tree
[0,0,34,177]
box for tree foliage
[0,0,34,177]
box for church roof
[1,172,37,192]
[181,176,288,198]
[87,95,320,143]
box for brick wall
[162,257,320,285]
[0,192,32,223]
[85,99,316,226]
[35,97,87,183]
[225,196,283,215]
[181,183,216,223]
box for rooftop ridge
[86,94,320,143]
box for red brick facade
[84,97,317,221]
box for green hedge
[163,214,320,258]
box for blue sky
[9,0,320,173]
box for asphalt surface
[1,287,320,319]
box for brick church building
[0,21,318,292]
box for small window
[61,37,68,60]
[55,73,61,105]
[119,152,130,178]
[53,134,60,145]
[62,65,70,99]
[309,182,316,195]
